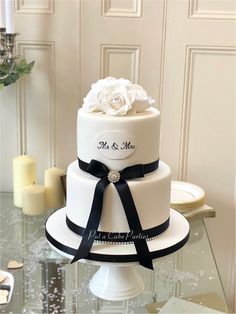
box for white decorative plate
[0,270,14,308]
[170,181,215,221]
[171,181,206,212]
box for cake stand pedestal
[50,244,145,300]
[88,263,144,300]
[46,207,190,301]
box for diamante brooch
[107,170,120,183]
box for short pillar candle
[22,183,46,216]
[13,155,36,208]
[45,167,66,209]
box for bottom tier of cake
[66,160,171,234]
[45,207,190,263]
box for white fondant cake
[45,77,189,268]
[66,160,171,233]
[77,107,160,170]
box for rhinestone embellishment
[107,170,120,183]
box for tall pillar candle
[0,0,6,28]
[45,167,66,209]
[13,155,36,207]
[5,0,14,33]
[22,184,46,216]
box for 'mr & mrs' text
[97,141,135,151]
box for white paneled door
[80,1,235,308]
[79,0,165,104]
[0,0,80,190]
[0,0,235,311]
[160,0,236,311]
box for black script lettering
[97,141,110,150]
[120,141,135,150]
[112,143,119,150]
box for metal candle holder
[0,28,19,80]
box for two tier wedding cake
[45,77,189,270]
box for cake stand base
[46,207,190,300]
[89,265,144,301]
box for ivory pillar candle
[45,167,66,209]
[5,0,14,33]
[0,0,6,28]
[22,184,46,216]
[13,155,36,208]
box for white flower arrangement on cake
[83,77,155,116]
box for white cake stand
[85,261,145,300]
[46,207,189,301]
[50,244,143,300]
[89,263,144,300]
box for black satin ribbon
[70,158,159,270]
[45,226,190,263]
[66,215,170,242]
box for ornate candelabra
[0,28,18,80]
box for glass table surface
[0,192,229,314]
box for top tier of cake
[77,108,160,170]
[77,77,160,170]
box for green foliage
[0,58,35,90]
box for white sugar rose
[83,77,118,112]
[130,84,155,112]
[82,77,155,116]
[98,84,135,116]
[83,91,102,112]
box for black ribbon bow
[70,158,159,270]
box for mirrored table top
[0,192,229,313]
